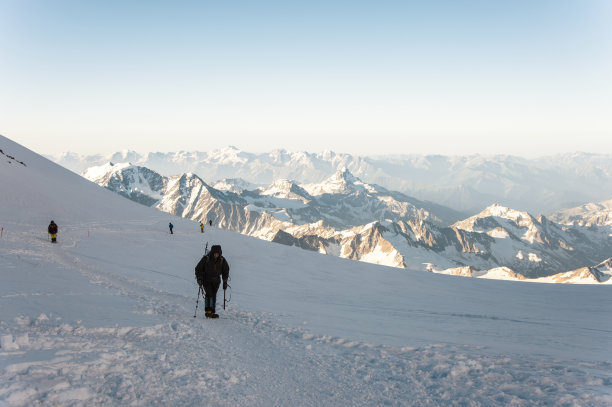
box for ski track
[1,229,612,406]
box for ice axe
[193,285,203,318]
[223,282,231,310]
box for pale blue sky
[1,0,611,156]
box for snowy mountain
[550,198,612,226]
[82,162,461,229]
[274,205,612,281]
[82,162,612,282]
[83,162,165,206]
[443,204,612,279]
[50,147,612,214]
[2,134,612,405]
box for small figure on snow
[208,219,212,227]
[48,220,58,243]
[169,222,174,234]
[200,222,204,233]
[195,245,229,319]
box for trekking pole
[194,286,202,318]
[223,283,231,310]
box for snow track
[3,309,611,406]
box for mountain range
[50,147,612,214]
[82,161,612,283]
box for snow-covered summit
[454,203,537,232]
[303,167,377,195]
[82,161,131,182]
[206,145,248,165]
[550,198,612,226]
[82,162,165,206]
[258,179,312,202]
[442,202,612,279]
[212,178,258,194]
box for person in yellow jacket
[200,222,204,233]
[48,220,58,243]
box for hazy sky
[1,0,611,157]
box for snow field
[3,310,611,406]
[1,223,611,406]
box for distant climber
[195,245,229,319]
[208,219,212,227]
[200,222,204,233]
[169,222,174,234]
[48,220,58,243]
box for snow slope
[2,135,612,406]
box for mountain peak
[479,204,532,221]
[208,146,247,165]
[82,161,131,181]
[320,150,337,160]
[109,150,141,163]
[213,178,256,194]
[320,167,361,193]
[452,203,540,233]
[483,203,511,216]
[550,198,612,226]
[332,167,358,183]
[259,179,312,202]
[212,146,242,154]
[302,167,378,196]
